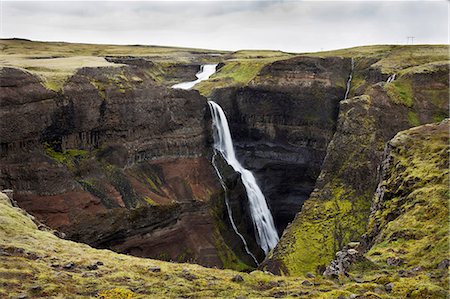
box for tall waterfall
[208,101,279,254]
[344,58,354,100]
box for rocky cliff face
[262,56,449,275]
[0,65,242,268]
[322,120,449,298]
[1,43,448,275]
[211,56,352,234]
[104,56,202,86]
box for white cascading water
[211,152,259,265]
[208,101,279,254]
[386,74,396,83]
[344,58,354,100]
[172,64,218,90]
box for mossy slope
[366,120,449,270]
[353,120,449,299]
[0,192,389,299]
[264,46,449,276]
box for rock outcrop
[105,56,202,86]
[262,56,449,275]
[321,120,449,298]
[364,120,449,268]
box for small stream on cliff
[172,64,279,260]
[344,58,354,100]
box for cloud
[1,1,448,52]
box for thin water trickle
[344,58,354,100]
[386,74,396,83]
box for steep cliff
[1,39,290,271]
[1,121,447,298]
[0,63,237,267]
[211,56,352,234]
[263,46,449,275]
[365,120,449,272]
[322,121,449,299]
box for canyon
[0,40,449,298]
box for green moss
[213,228,254,272]
[433,113,447,123]
[44,143,88,171]
[145,176,159,191]
[90,79,107,99]
[208,189,257,272]
[367,123,449,271]
[42,77,66,92]
[354,122,450,299]
[89,72,134,98]
[143,197,157,206]
[275,182,371,275]
[349,71,366,95]
[131,76,143,83]
[196,56,291,96]
[407,111,421,126]
[97,288,136,299]
[385,77,414,107]
[267,95,378,276]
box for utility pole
[406,36,415,45]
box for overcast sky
[1,1,449,52]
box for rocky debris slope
[263,48,449,275]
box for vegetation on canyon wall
[0,192,374,299]
[1,120,447,298]
[366,120,449,272]
[0,39,448,298]
[264,44,449,277]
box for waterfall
[344,58,354,100]
[208,101,279,255]
[211,152,259,266]
[386,74,396,83]
[172,64,218,90]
